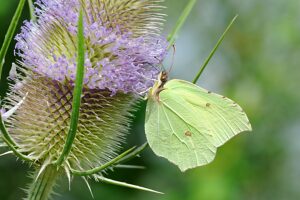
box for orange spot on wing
[185,131,192,137]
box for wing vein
[161,105,189,148]
[161,100,216,148]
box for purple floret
[15,0,168,95]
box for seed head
[4,0,168,175]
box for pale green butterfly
[145,71,252,172]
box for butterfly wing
[166,79,252,146]
[145,91,217,171]
[145,79,251,172]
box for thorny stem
[26,165,60,200]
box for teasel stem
[55,9,85,167]
[0,0,26,80]
[26,165,60,200]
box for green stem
[72,147,135,176]
[192,15,238,84]
[55,9,85,166]
[0,114,17,147]
[26,165,60,200]
[167,0,197,48]
[27,0,37,21]
[116,142,148,164]
[0,115,33,161]
[0,0,26,80]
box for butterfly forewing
[166,79,252,146]
[145,90,217,171]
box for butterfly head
[147,71,168,101]
[159,71,168,85]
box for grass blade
[0,0,26,80]
[193,15,238,84]
[167,0,197,48]
[55,9,85,166]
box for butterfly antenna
[152,60,162,72]
[168,44,176,74]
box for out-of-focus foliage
[0,0,300,199]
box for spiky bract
[4,68,137,170]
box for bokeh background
[1,0,300,199]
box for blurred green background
[1,0,300,199]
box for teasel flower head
[2,0,168,198]
[15,0,168,94]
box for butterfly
[144,71,252,172]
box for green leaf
[0,0,26,80]
[95,175,163,194]
[55,9,85,166]
[145,77,252,172]
[27,0,37,21]
[193,15,238,84]
[167,0,197,47]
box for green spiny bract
[5,69,137,169]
